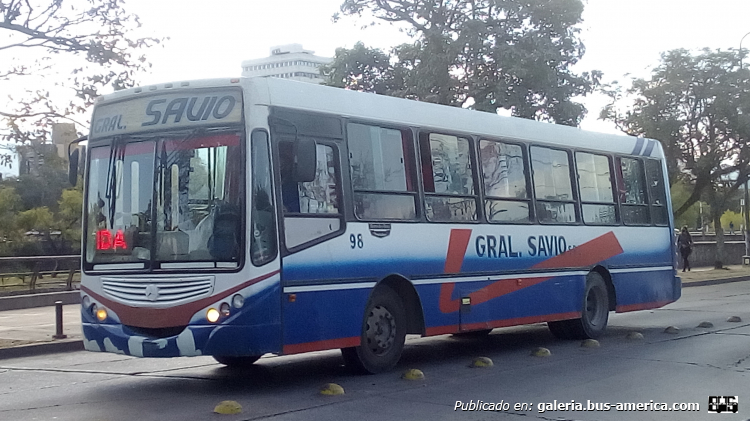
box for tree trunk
[713,213,724,269]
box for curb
[0,290,80,311]
[682,275,750,288]
[0,339,83,360]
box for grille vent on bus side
[101,276,214,305]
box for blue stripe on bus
[631,138,645,155]
[642,140,655,157]
[281,252,673,283]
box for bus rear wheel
[342,285,407,374]
[548,272,609,340]
[213,355,261,368]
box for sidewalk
[677,264,750,286]
[0,266,748,360]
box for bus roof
[252,77,663,159]
[95,76,664,159]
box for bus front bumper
[82,318,279,358]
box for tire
[571,272,610,339]
[548,272,609,340]
[213,355,261,368]
[342,286,407,374]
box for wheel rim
[365,305,396,356]
[585,285,607,328]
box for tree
[602,48,750,268]
[327,0,601,125]
[323,42,405,95]
[0,0,162,152]
[0,186,21,242]
[57,187,83,248]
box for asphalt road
[1,282,750,421]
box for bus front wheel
[213,355,261,368]
[548,272,609,340]
[342,285,407,374]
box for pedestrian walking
[730,221,735,235]
[677,226,693,272]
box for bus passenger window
[419,133,477,222]
[618,157,650,225]
[576,152,616,225]
[531,146,577,224]
[347,123,417,220]
[479,140,530,223]
[645,159,668,226]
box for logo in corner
[708,396,738,413]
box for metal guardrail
[0,255,81,293]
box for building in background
[241,44,332,84]
[17,123,76,176]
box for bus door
[274,135,352,350]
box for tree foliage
[326,0,601,125]
[0,0,162,150]
[602,48,750,267]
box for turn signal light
[220,302,231,317]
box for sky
[5,0,750,175]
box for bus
[75,76,680,374]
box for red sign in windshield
[96,229,128,251]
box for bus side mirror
[293,138,316,182]
[68,149,80,187]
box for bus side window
[575,152,617,225]
[645,159,669,226]
[250,130,277,266]
[347,123,417,220]
[479,139,530,223]
[419,132,477,222]
[530,146,577,224]
[617,157,650,225]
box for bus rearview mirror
[68,148,80,187]
[294,138,316,182]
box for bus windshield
[85,130,244,269]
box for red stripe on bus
[81,270,279,329]
[283,336,360,355]
[425,325,460,336]
[425,311,581,336]
[616,300,673,313]
[531,231,624,270]
[444,229,472,274]
[460,311,581,331]
[439,231,624,314]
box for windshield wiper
[104,136,127,229]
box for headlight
[231,294,244,309]
[96,307,108,322]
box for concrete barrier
[690,241,746,267]
[0,290,80,311]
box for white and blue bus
[77,77,680,373]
